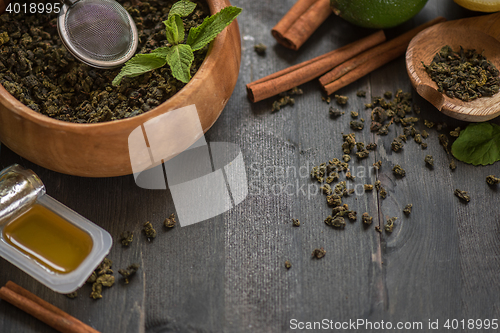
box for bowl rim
[0,0,228,134]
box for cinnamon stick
[246,30,385,103]
[0,281,100,333]
[0,0,6,15]
[319,17,447,95]
[272,0,332,50]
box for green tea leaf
[451,122,500,166]
[164,14,185,45]
[112,53,167,86]
[187,6,242,51]
[168,0,197,18]
[166,44,194,83]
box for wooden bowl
[406,13,500,121]
[0,0,241,177]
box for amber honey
[2,204,93,274]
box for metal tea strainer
[57,0,139,69]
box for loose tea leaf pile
[0,0,209,123]
[423,45,500,102]
[309,89,470,237]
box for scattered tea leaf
[361,212,373,225]
[454,189,470,203]
[65,292,78,299]
[143,221,157,239]
[486,175,500,185]
[385,217,397,233]
[392,164,406,178]
[424,155,434,167]
[163,213,177,228]
[312,248,326,259]
[403,204,412,215]
[118,263,140,284]
[88,258,114,299]
[254,43,266,55]
[334,94,348,105]
[120,231,134,247]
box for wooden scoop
[406,12,500,121]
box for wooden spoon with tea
[406,12,500,121]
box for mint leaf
[187,6,242,51]
[112,53,167,86]
[150,46,170,58]
[164,14,185,45]
[168,0,196,18]
[451,122,500,166]
[166,44,194,83]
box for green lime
[330,0,429,29]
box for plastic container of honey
[0,164,112,293]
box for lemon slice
[331,0,429,29]
[454,0,500,12]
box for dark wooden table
[2,0,500,332]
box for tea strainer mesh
[57,0,138,69]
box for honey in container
[3,204,94,274]
[0,164,112,293]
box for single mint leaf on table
[168,0,197,18]
[164,14,185,45]
[166,44,194,83]
[112,54,167,86]
[187,6,242,51]
[451,122,500,166]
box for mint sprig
[113,0,241,86]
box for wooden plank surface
[1,0,500,332]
